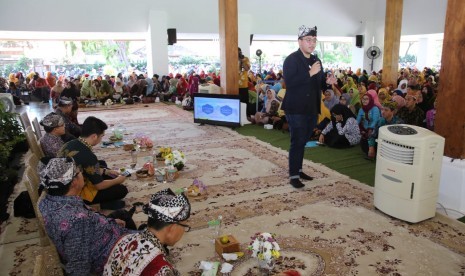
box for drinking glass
[130,150,138,169]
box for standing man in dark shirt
[282,25,330,188]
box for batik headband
[38,157,78,190]
[40,113,64,128]
[143,188,191,223]
[298,25,317,39]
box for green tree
[16,56,32,73]
[64,40,130,71]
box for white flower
[247,232,280,263]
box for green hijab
[349,88,361,106]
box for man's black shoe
[300,172,314,181]
[290,179,305,188]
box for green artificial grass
[235,124,376,186]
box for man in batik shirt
[38,157,130,275]
[104,188,191,276]
[39,113,65,157]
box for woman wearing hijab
[367,89,383,110]
[50,80,65,104]
[80,79,97,101]
[397,79,408,95]
[176,77,188,99]
[323,89,339,111]
[348,88,361,115]
[377,88,391,105]
[251,88,280,125]
[340,76,357,94]
[188,76,199,97]
[145,77,154,96]
[319,104,360,148]
[357,93,381,159]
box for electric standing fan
[366,46,381,71]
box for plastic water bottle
[216,215,223,237]
[207,215,223,242]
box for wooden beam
[381,0,403,87]
[218,0,239,95]
[435,0,465,159]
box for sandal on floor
[364,155,376,161]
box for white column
[416,37,435,69]
[147,10,169,77]
[351,42,365,73]
[238,14,252,59]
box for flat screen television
[193,93,241,128]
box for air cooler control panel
[387,125,418,135]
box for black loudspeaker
[250,34,254,45]
[167,28,177,45]
[356,35,363,48]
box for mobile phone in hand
[121,171,131,177]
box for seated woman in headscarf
[348,87,361,115]
[397,79,408,95]
[98,79,113,103]
[357,82,367,98]
[50,80,64,104]
[356,93,381,160]
[319,104,360,148]
[7,82,22,105]
[104,188,190,275]
[145,77,154,96]
[367,89,383,110]
[113,78,124,101]
[340,76,357,94]
[250,88,280,125]
[323,89,339,111]
[377,87,391,105]
[80,79,97,102]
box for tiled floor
[15,100,54,122]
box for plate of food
[136,169,150,178]
[109,135,123,142]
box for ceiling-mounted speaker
[250,34,254,45]
[167,28,177,45]
[356,35,363,48]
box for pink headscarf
[367,89,383,110]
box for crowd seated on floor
[2,64,439,160]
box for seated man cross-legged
[58,116,128,209]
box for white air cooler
[374,124,445,223]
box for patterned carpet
[1,103,464,275]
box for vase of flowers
[164,150,186,171]
[248,232,280,275]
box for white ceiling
[0,0,446,40]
